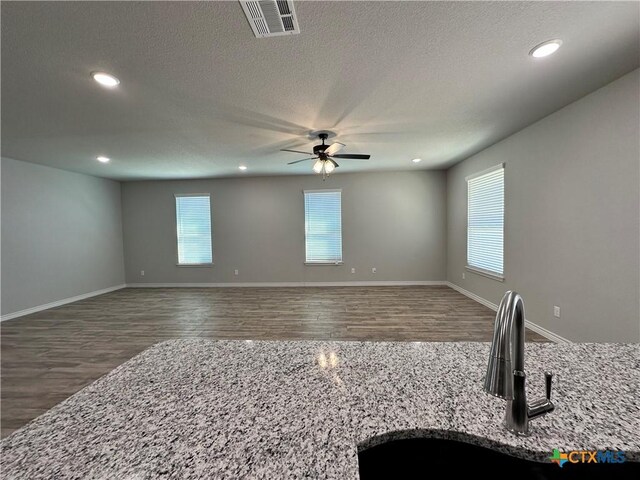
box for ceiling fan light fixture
[324,160,336,174]
[312,159,324,173]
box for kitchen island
[2,339,638,478]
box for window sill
[304,262,344,266]
[465,266,504,282]
[176,263,214,268]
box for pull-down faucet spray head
[483,291,524,399]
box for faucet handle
[545,372,553,401]
[528,372,556,421]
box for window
[175,194,212,265]
[467,164,504,279]
[304,189,342,264]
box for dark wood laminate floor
[0,286,546,438]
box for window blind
[304,190,342,264]
[175,194,213,265]
[467,165,504,277]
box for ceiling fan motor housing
[313,144,329,155]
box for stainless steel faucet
[484,291,555,435]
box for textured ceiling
[2,1,639,180]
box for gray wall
[1,158,125,315]
[122,171,447,284]
[447,69,640,342]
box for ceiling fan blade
[287,157,317,165]
[329,159,339,168]
[281,149,314,155]
[331,154,371,160]
[325,142,345,156]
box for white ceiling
[2,1,638,181]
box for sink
[358,437,639,479]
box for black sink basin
[358,437,639,479]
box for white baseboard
[446,282,498,310]
[127,280,447,288]
[445,282,571,344]
[0,284,127,322]
[522,320,571,344]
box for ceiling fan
[281,131,371,177]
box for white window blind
[467,165,504,277]
[304,190,342,264]
[175,194,213,265]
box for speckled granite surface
[2,340,639,478]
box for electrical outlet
[371,267,377,274]
[351,268,356,274]
[554,306,561,318]
[462,272,466,280]
[140,270,145,276]
[234,269,239,276]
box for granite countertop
[2,339,639,478]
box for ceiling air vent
[239,0,300,38]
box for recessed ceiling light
[238,165,248,171]
[412,158,422,163]
[529,40,562,58]
[96,156,110,163]
[91,71,120,88]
